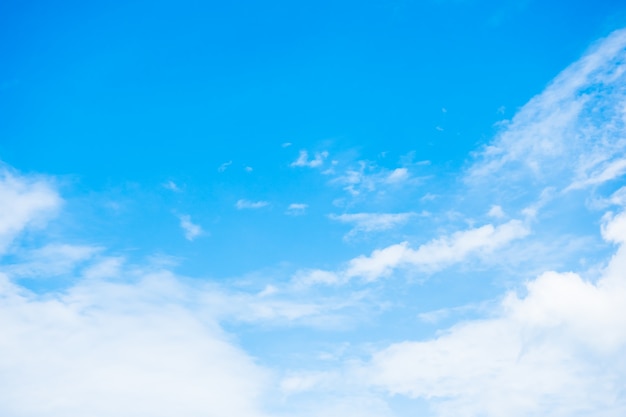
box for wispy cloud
[286,203,308,216]
[162,180,181,192]
[468,29,626,195]
[218,161,232,172]
[331,162,416,197]
[0,169,61,254]
[329,212,416,238]
[7,244,101,278]
[345,219,530,281]
[179,214,203,241]
[295,219,530,285]
[236,199,269,210]
[290,150,328,168]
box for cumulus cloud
[0,272,271,417]
[363,210,626,417]
[236,199,270,210]
[178,214,203,241]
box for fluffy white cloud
[363,211,626,417]
[0,271,271,417]
[0,170,61,254]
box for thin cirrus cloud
[468,28,626,194]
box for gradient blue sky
[2,1,626,416]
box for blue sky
[2,1,626,416]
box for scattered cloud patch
[179,215,203,241]
[218,161,232,172]
[290,150,328,168]
[386,168,410,184]
[286,203,308,216]
[236,199,269,210]
[329,212,416,238]
[162,180,181,192]
[345,219,529,281]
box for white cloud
[286,203,308,216]
[345,219,530,281]
[363,210,626,417]
[295,219,529,286]
[290,150,328,168]
[0,169,61,254]
[487,205,506,218]
[162,180,181,192]
[83,257,125,280]
[331,162,417,197]
[7,244,101,278]
[329,212,416,238]
[236,199,269,210]
[386,168,410,183]
[0,272,271,417]
[218,161,232,172]
[179,214,203,241]
[468,29,626,193]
